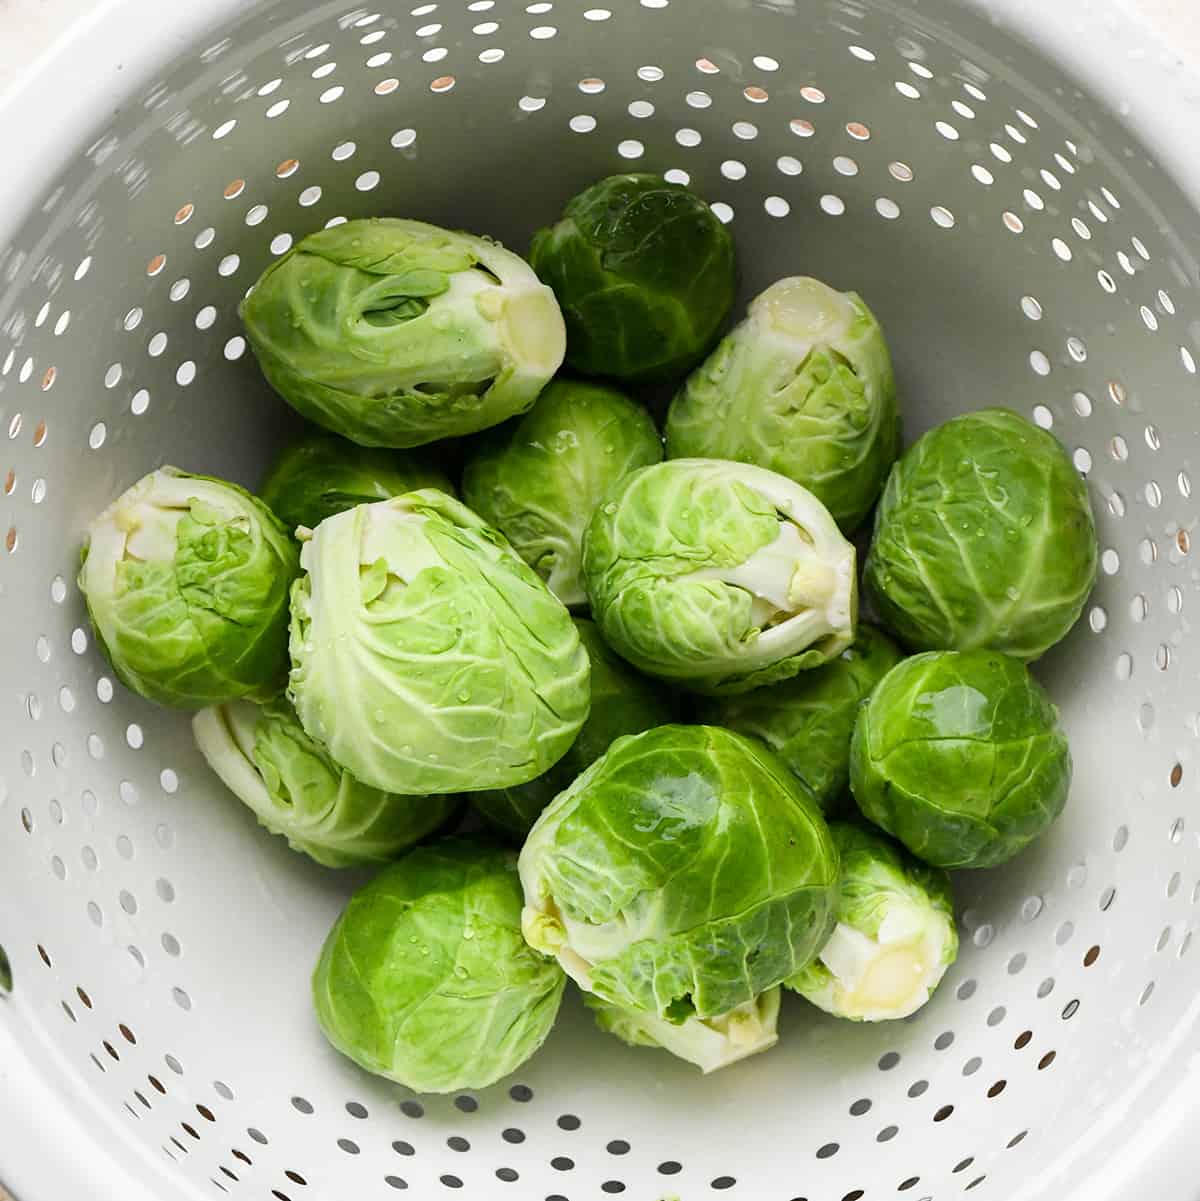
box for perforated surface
[2,1,1200,1199]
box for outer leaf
[519,725,839,1022]
[666,277,900,531]
[288,490,590,795]
[865,408,1098,660]
[699,624,902,812]
[241,218,565,447]
[312,839,565,1092]
[79,467,299,708]
[850,650,1072,868]
[530,174,735,382]
[462,379,663,607]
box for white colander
[3,1,1200,1199]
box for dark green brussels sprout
[666,276,900,532]
[520,725,839,1023]
[260,430,455,534]
[787,823,957,1021]
[79,467,299,708]
[530,174,736,382]
[865,408,1098,660]
[582,458,857,694]
[193,698,459,868]
[850,650,1071,869]
[313,840,565,1092]
[472,619,674,840]
[288,491,590,796]
[699,625,902,812]
[241,219,566,448]
[585,987,780,1074]
[462,379,663,607]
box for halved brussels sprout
[462,379,663,607]
[865,408,1098,660]
[850,650,1072,869]
[79,467,298,708]
[261,430,455,534]
[698,625,902,813]
[666,277,900,532]
[582,458,857,694]
[520,725,839,1023]
[313,840,565,1093]
[472,619,674,840]
[193,698,458,868]
[586,988,781,1074]
[241,219,566,448]
[787,823,957,1021]
[288,490,590,796]
[530,174,736,382]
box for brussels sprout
[192,698,458,868]
[288,490,589,795]
[865,408,1098,660]
[582,458,857,694]
[850,650,1071,869]
[261,430,455,534]
[313,839,565,1092]
[530,174,736,382]
[472,619,674,840]
[462,379,663,607]
[520,725,839,1023]
[666,277,900,532]
[787,823,957,1021]
[586,988,781,1074]
[699,625,902,813]
[241,219,566,448]
[79,467,298,708]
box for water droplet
[374,709,385,722]
[457,690,470,703]
[603,502,617,515]
[463,927,475,940]
[1005,586,1020,601]
[453,965,468,978]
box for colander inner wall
[2,1,1199,1199]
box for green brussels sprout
[241,219,566,448]
[261,430,455,534]
[462,379,663,607]
[472,619,674,840]
[582,458,857,694]
[530,174,736,382]
[850,650,1071,869]
[787,823,957,1021]
[666,277,900,532]
[313,839,565,1092]
[288,490,590,795]
[585,988,781,1074]
[865,408,1098,660]
[79,467,299,708]
[520,725,840,1023]
[192,698,458,868]
[699,625,902,813]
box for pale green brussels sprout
[666,277,900,532]
[462,379,663,607]
[582,459,857,694]
[520,725,839,1024]
[850,650,1072,869]
[241,219,566,448]
[866,408,1098,660]
[313,839,565,1093]
[698,625,902,813]
[787,823,957,1021]
[586,988,781,1074]
[472,619,674,840]
[261,430,455,534]
[192,698,458,868]
[288,490,590,795]
[79,467,298,708]
[530,174,736,382]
